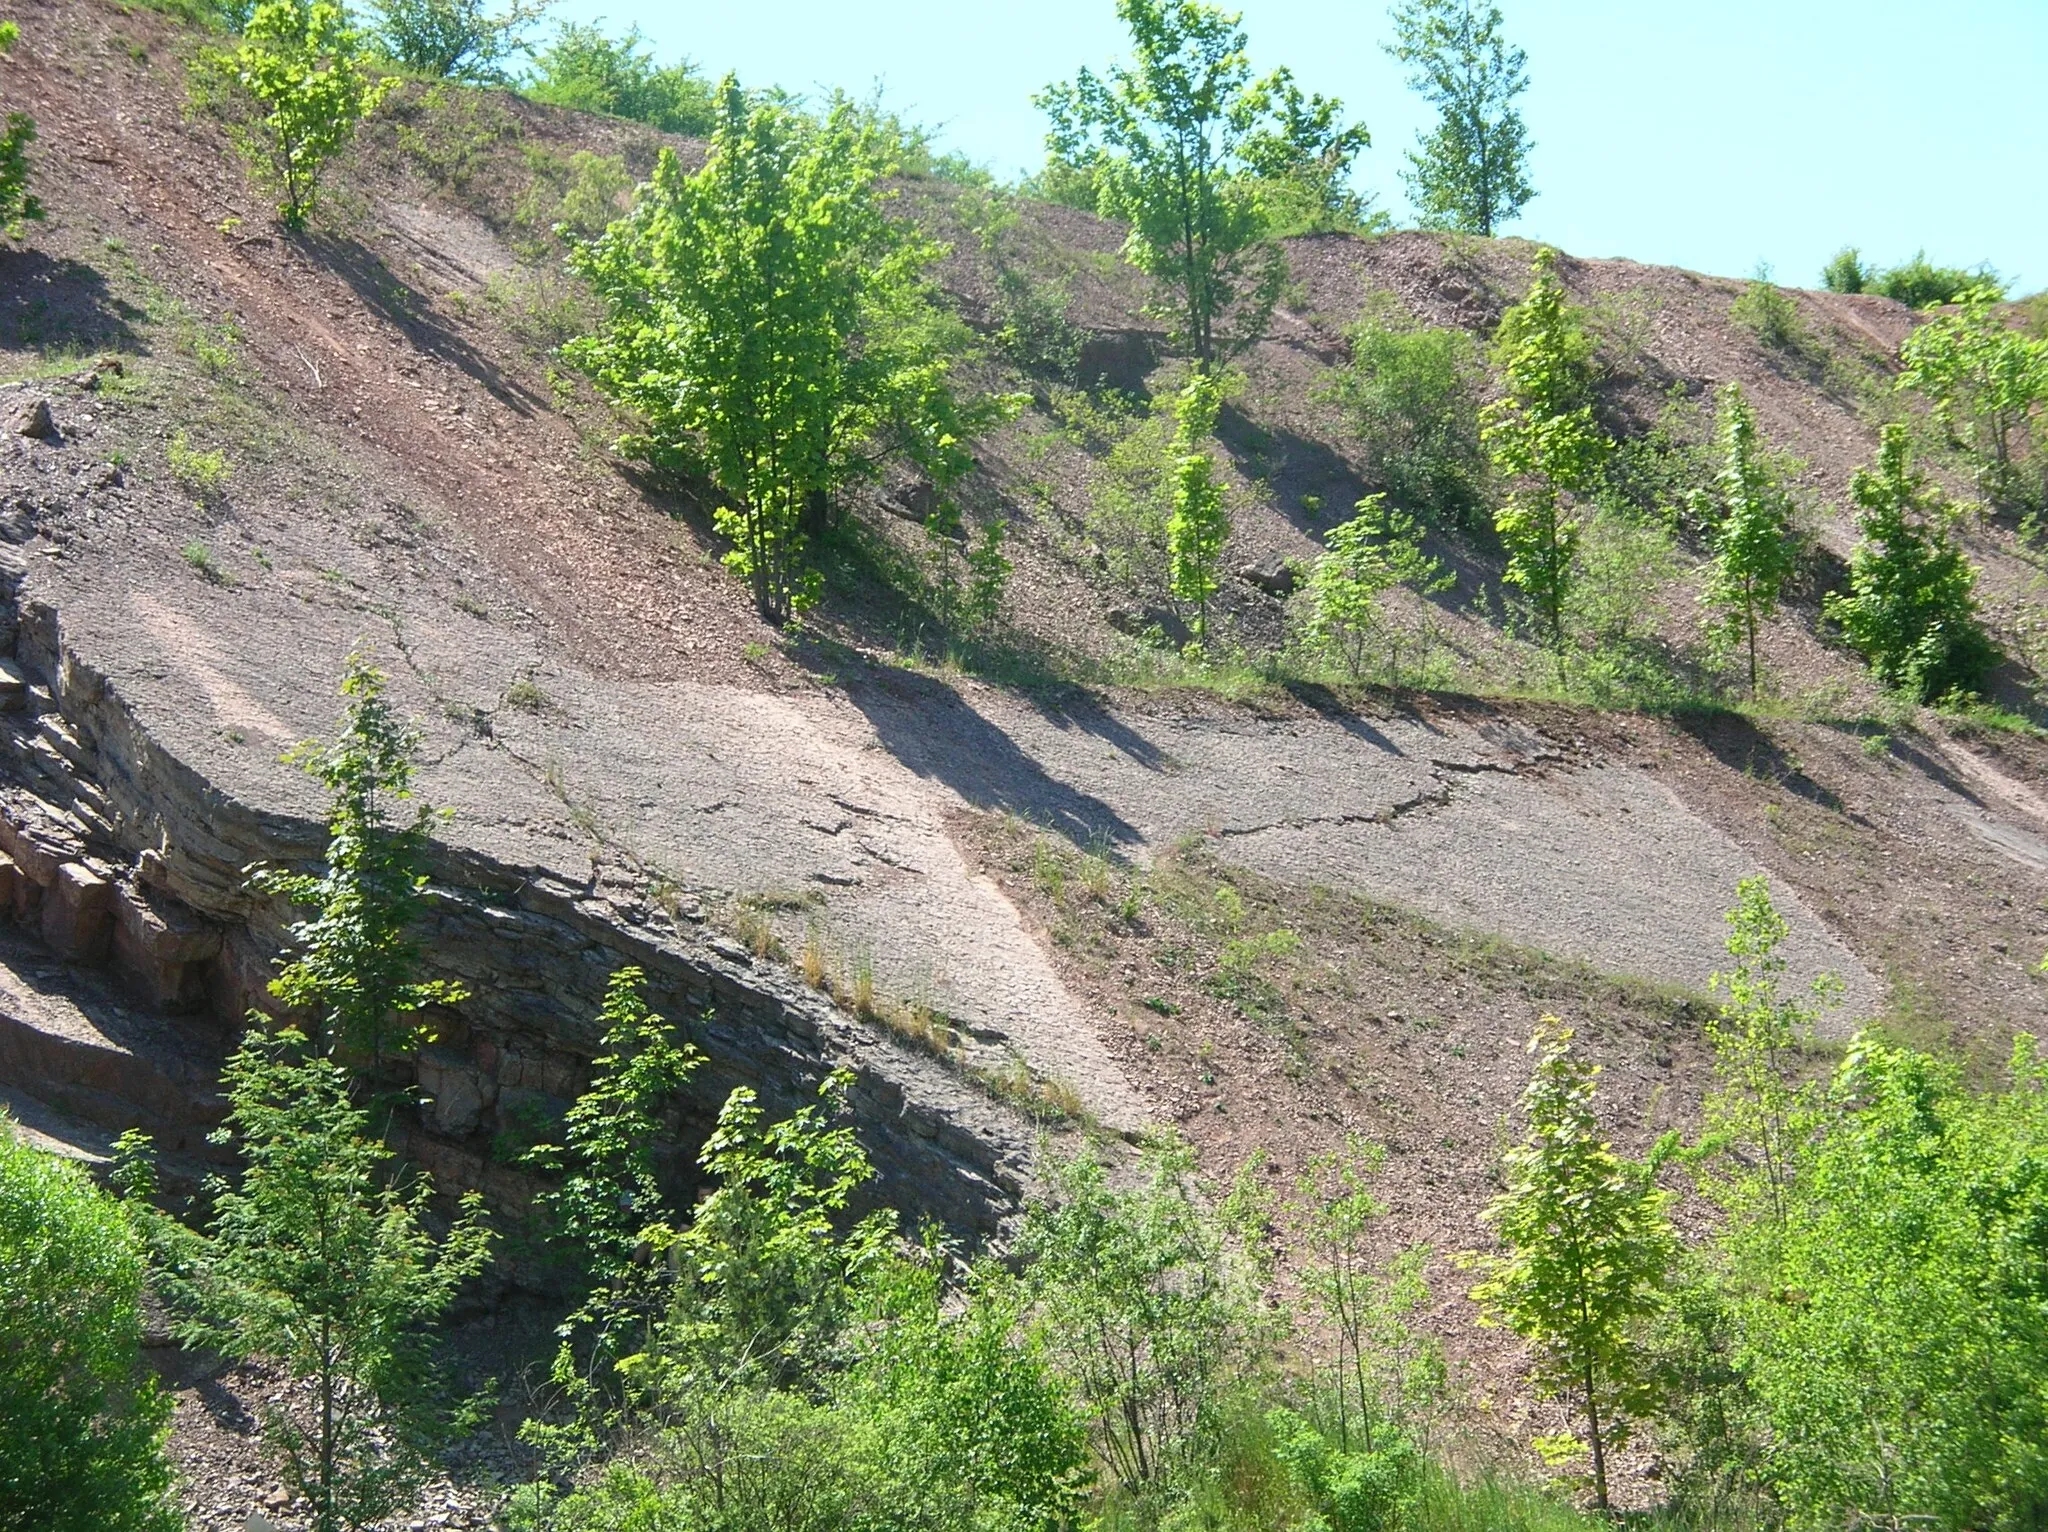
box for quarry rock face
[0,572,1038,1254]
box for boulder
[1107,604,1191,646]
[10,396,57,441]
[1236,553,1301,597]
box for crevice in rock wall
[0,551,1035,1261]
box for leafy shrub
[0,1128,179,1532]
[0,20,43,239]
[1320,303,1489,531]
[568,84,990,622]
[168,429,232,498]
[522,22,716,135]
[191,0,398,228]
[1899,282,2048,508]
[373,0,547,83]
[1824,423,1995,700]
[1708,1031,2048,1531]
[1873,249,2005,309]
[1819,246,1869,293]
[514,146,632,245]
[1299,494,1451,684]
[1731,267,1806,352]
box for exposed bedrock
[0,554,1036,1249]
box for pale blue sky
[544,0,2045,290]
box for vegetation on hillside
[0,18,44,238]
[1385,0,1535,235]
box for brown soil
[2,0,2046,1512]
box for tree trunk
[1583,1355,1609,1510]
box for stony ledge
[0,544,1038,1255]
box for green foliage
[373,0,548,82]
[1720,1031,2048,1531]
[1017,1136,1263,1493]
[1385,0,1534,236]
[1289,1138,1443,1455]
[1730,267,1807,353]
[253,653,469,1060]
[1039,0,1361,363]
[165,1027,492,1532]
[1166,369,1231,644]
[191,0,400,229]
[1700,878,1839,1224]
[567,82,983,623]
[520,21,716,135]
[1482,248,1609,660]
[1697,383,1799,694]
[1899,282,2048,507]
[1240,68,1383,237]
[1871,249,2006,309]
[959,185,1084,383]
[660,1071,898,1388]
[1471,1022,1677,1510]
[0,1129,178,1532]
[1320,304,1488,531]
[513,145,631,245]
[1824,423,1996,701]
[522,966,702,1280]
[0,20,43,239]
[1268,1406,1423,1531]
[168,428,233,499]
[1819,246,1869,294]
[1301,494,1451,683]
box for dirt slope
[3,1,2048,1512]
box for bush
[522,22,716,135]
[190,0,398,228]
[1824,423,1996,700]
[1820,246,1869,294]
[0,20,42,239]
[1320,303,1489,531]
[1873,249,2004,309]
[1710,1032,2048,1531]
[1731,267,1806,352]
[373,0,546,82]
[0,1128,179,1532]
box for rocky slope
[0,9,2046,1507]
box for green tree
[522,965,702,1282]
[1385,0,1533,235]
[1290,1138,1442,1455]
[1240,68,1381,237]
[192,0,399,229]
[841,1250,1095,1529]
[1823,422,1995,700]
[1819,246,1869,294]
[568,81,981,622]
[1701,878,1839,1224]
[373,0,550,82]
[520,21,715,134]
[1725,1031,2048,1530]
[1166,368,1231,645]
[1318,305,1488,530]
[1697,383,1798,694]
[1482,247,1609,664]
[1018,1137,1258,1492]
[254,653,467,1063]
[1471,1022,1676,1510]
[1038,0,1360,364]
[0,19,44,239]
[1899,281,2048,506]
[0,1129,178,1532]
[1302,494,1451,684]
[166,1028,492,1532]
